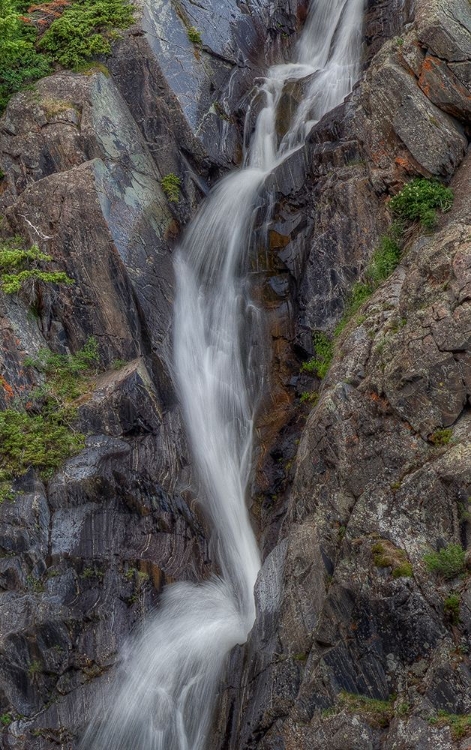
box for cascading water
[81,1,364,747]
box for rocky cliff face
[214,0,471,748]
[0,0,470,748]
[0,0,302,745]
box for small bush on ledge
[187,26,202,45]
[301,178,454,382]
[424,544,465,580]
[161,173,181,203]
[0,338,100,499]
[0,239,74,294]
[0,0,134,112]
[389,178,453,229]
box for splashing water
[81,1,364,747]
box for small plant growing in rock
[0,713,13,727]
[0,240,74,295]
[39,0,135,69]
[392,561,413,578]
[429,428,453,446]
[0,338,100,486]
[187,26,202,44]
[299,390,319,405]
[444,593,461,625]
[372,540,413,578]
[365,227,402,287]
[26,574,44,593]
[28,660,42,677]
[111,358,127,370]
[389,178,454,229]
[301,332,333,379]
[333,222,403,339]
[424,544,465,580]
[161,173,181,203]
[0,483,15,504]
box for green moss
[0,713,13,727]
[389,178,453,229]
[161,173,181,203]
[0,239,74,294]
[424,544,465,580]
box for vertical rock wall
[0,0,304,745]
[215,0,471,748]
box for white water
[81,1,364,748]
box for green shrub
[424,544,465,580]
[0,407,85,480]
[333,224,403,339]
[301,332,333,379]
[299,390,319,405]
[0,339,99,484]
[25,336,99,400]
[187,26,202,44]
[161,173,181,203]
[0,239,74,294]
[389,178,453,229]
[0,0,51,111]
[429,428,453,446]
[0,713,13,727]
[40,0,134,69]
[0,0,134,112]
[365,227,402,287]
[444,593,461,625]
[392,562,413,578]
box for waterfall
[80,0,364,747]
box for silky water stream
[81,0,364,746]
